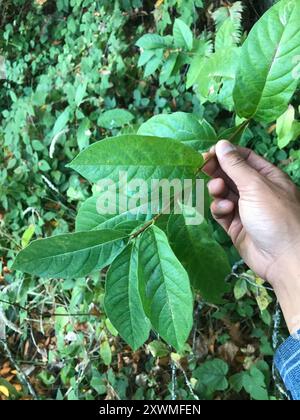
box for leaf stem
[197,119,250,173]
[130,212,162,239]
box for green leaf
[12,230,127,278]
[75,192,151,232]
[138,50,155,67]
[147,340,169,358]
[215,19,241,51]
[100,340,112,366]
[77,118,91,151]
[138,113,217,152]
[243,367,269,400]
[212,1,243,31]
[230,367,269,400]
[233,0,300,122]
[218,121,248,144]
[68,134,204,183]
[229,372,244,392]
[144,56,162,78]
[90,368,107,395]
[52,108,70,137]
[186,55,206,89]
[75,80,87,107]
[138,225,193,350]
[234,278,248,300]
[194,359,229,393]
[104,243,150,351]
[136,34,166,50]
[21,224,35,248]
[173,19,193,51]
[186,38,213,89]
[105,319,118,336]
[159,53,178,84]
[32,140,44,151]
[167,210,230,303]
[195,47,240,110]
[276,105,300,149]
[98,109,134,129]
[213,1,243,49]
[38,159,51,172]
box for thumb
[215,140,257,187]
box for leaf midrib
[250,7,295,118]
[151,229,180,347]
[19,235,125,264]
[72,162,198,168]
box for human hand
[203,140,300,286]
[203,140,300,333]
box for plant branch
[0,299,99,318]
[0,338,38,400]
[130,212,162,239]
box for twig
[130,212,162,239]
[0,299,99,318]
[0,308,22,336]
[170,360,177,401]
[0,299,28,311]
[0,338,38,400]
[231,272,274,292]
[178,364,199,401]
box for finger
[204,144,280,180]
[207,178,239,204]
[207,178,229,198]
[210,200,235,233]
[203,142,284,193]
[210,199,235,218]
[237,147,293,188]
[227,209,243,245]
[219,144,290,186]
[202,152,218,176]
[238,147,279,174]
[215,141,258,188]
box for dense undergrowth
[0,0,299,400]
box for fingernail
[209,145,216,154]
[217,200,228,209]
[216,140,236,158]
[207,180,213,193]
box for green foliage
[194,359,229,396]
[13,230,127,278]
[233,0,300,122]
[12,0,300,355]
[173,18,193,51]
[138,225,193,350]
[212,1,243,47]
[98,109,134,130]
[138,112,217,151]
[67,134,204,183]
[230,365,269,400]
[276,105,300,149]
[104,243,151,351]
[168,214,231,303]
[1,0,298,400]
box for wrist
[266,240,300,286]
[272,253,300,335]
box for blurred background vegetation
[0,0,299,400]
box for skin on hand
[203,140,300,334]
